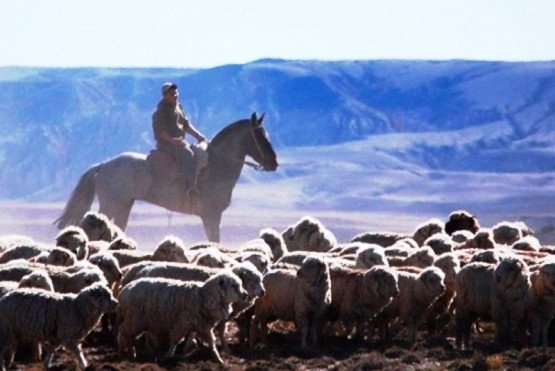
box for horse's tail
[54,163,102,229]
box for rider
[152,82,207,197]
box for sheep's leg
[66,340,87,369]
[298,318,309,348]
[215,320,230,353]
[117,329,135,359]
[32,341,42,362]
[42,343,56,369]
[203,329,224,364]
[309,318,319,347]
[249,315,261,348]
[0,343,15,371]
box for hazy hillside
[1,59,554,243]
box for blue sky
[1,0,554,68]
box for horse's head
[246,112,278,171]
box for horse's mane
[209,119,250,150]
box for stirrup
[186,187,199,198]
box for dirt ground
[10,321,555,371]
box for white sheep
[412,218,444,247]
[529,259,555,346]
[282,216,337,252]
[79,211,125,242]
[30,246,77,266]
[0,243,51,264]
[0,283,117,369]
[455,262,496,349]
[374,266,445,344]
[117,271,247,364]
[18,270,54,291]
[511,235,542,252]
[351,231,410,247]
[423,233,454,255]
[259,227,288,261]
[88,252,123,290]
[491,255,531,347]
[324,264,399,339]
[250,256,332,349]
[355,244,389,269]
[0,235,35,254]
[55,226,90,260]
[109,235,188,268]
[451,230,475,244]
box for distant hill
[0,59,554,204]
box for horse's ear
[258,113,265,125]
[250,112,257,124]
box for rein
[208,125,268,171]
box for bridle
[247,125,269,171]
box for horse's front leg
[201,211,222,243]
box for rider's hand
[197,135,207,143]
[172,137,185,146]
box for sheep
[0,283,118,369]
[424,253,460,334]
[282,216,337,252]
[0,242,51,264]
[451,230,475,244]
[455,262,496,349]
[30,246,77,266]
[351,231,410,248]
[260,227,288,261]
[250,256,332,349]
[511,235,542,252]
[445,210,480,236]
[18,270,54,291]
[323,264,399,339]
[470,249,502,265]
[109,235,188,268]
[234,251,270,274]
[118,262,216,291]
[79,211,125,242]
[423,233,454,255]
[214,262,266,352]
[491,255,531,347]
[399,246,437,268]
[374,266,446,344]
[238,238,274,263]
[55,226,89,260]
[529,259,555,346]
[190,247,233,268]
[355,244,389,269]
[88,252,123,290]
[492,221,535,246]
[455,229,496,250]
[275,251,333,267]
[0,282,18,298]
[117,271,248,364]
[109,235,138,250]
[412,218,444,247]
[0,235,34,254]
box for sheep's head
[194,250,227,268]
[434,254,460,290]
[237,252,269,274]
[365,266,399,310]
[47,247,77,267]
[413,219,444,246]
[418,266,446,300]
[494,256,530,289]
[470,249,500,265]
[18,270,54,291]
[217,271,249,305]
[79,283,118,313]
[260,227,287,260]
[79,212,114,241]
[89,252,123,287]
[539,261,555,294]
[108,236,137,250]
[355,245,388,269]
[511,236,541,252]
[154,236,187,262]
[56,226,89,260]
[405,247,436,268]
[297,256,332,304]
[231,261,265,300]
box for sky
[0,0,554,68]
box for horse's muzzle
[263,158,279,171]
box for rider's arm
[158,129,185,146]
[185,121,207,143]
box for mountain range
[1,59,554,243]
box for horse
[55,112,278,242]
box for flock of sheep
[0,209,554,369]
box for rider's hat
[161,82,178,96]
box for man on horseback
[152,82,207,197]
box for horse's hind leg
[99,197,134,231]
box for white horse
[55,113,278,242]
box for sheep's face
[109,237,137,250]
[494,257,529,289]
[57,232,88,257]
[233,266,265,299]
[366,267,399,308]
[90,255,123,286]
[76,270,108,291]
[539,262,555,294]
[408,248,436,268]
[196,253,226,268]
[434,256,460,289]
[356,247,387,269]
[297,257,329,285]
[155,242,187,263]
[47,248,76,267]
[241,253,269,274]
[420,268,446,299]
[82,283,118,313]
[219,273,249,304]
[80,214,110,241]
[413,222,444,246]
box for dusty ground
[10,322,555,371]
